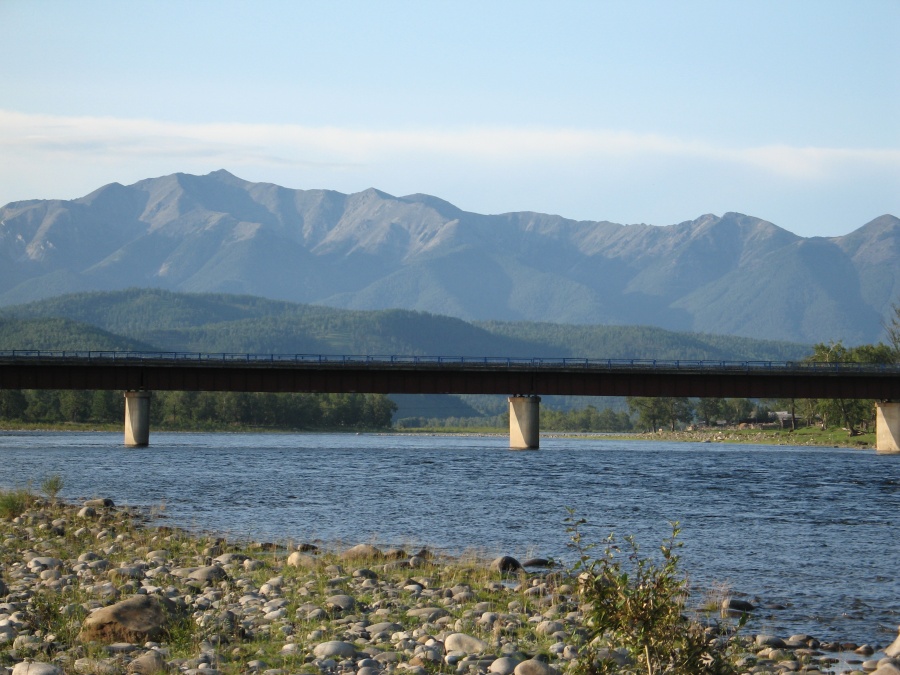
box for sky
[1,0,898,237]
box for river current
[0,431,898,650]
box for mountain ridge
[0,170,896,344]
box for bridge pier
[124,391,151,447]
[509,395,540,449]
[876,401,900,454]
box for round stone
[444,633,488,654]
[313,641,357,659]
[12,664,64,675]
[513,659,558,675]
[489,657,521,675]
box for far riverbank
[0,422,877,449]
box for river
[0,431,898,650]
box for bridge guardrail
[1,350,899,374]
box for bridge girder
[0,361,898,400]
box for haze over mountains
[1,170,896,345]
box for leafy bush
[567,511,742,675]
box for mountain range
[1,169,896,345]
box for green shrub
[566,511,742,675]
[0,486,37,519]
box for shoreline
[1,496,897,675]
[0,424,876,450]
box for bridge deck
[1,351,898,399]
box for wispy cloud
[2,109,898,181]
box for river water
[0,431,898,651]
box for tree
[59,390,92,423]
[627,397,692,432]
[627,397,666,432]
[696,398,724,426]
[0,390,28,420]
[803,341,892,435]
[25,390,62,422]
[90,390,120,423]
[883,300,900,361]
[722,398,753,425]
[660,398,694,431]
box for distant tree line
[0,390,397,430]
[395,407,634,432]
[542,406,633,432]
[626,326,899,434]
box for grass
[41,473,64,501]
[0,485,37,518]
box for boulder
[887,627,900,658]
[12,663,63,675]
[79,594,177,643]
[489,657,521,675]
[872,663,900,675]
[407,606,449,621]
[127,649,170,674]
[313,641,357,659]
[366,621,403,635]
[444,633,488,654]
[340,544,383,561]
[74,658,120,675]
[187,565,228,584]
[514,659,558,675]
[521,558,552,568]
[490,556,522,572]
[721,597,754,612]
[325,594,356,611]
[286,551,317,569]
[535,620,565,636]
[84,498,115,508]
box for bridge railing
[1,350,899,374]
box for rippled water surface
[1,431,898,648]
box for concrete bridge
[1,351,899,452]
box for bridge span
[1,351,899,452]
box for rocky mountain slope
[0,170,895,344]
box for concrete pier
[124,391,151,447]
[875,400,900,454]
[509,395,540,449]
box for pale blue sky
[1,1,897,236]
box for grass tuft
[0,486,37,519]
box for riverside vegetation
[1,483,899,675]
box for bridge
[1,350,899,452]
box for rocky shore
[1,498,898,675]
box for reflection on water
[0,431,898,647]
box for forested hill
[0,317,151,351]
[0,289,810,361]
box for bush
[566,511,742,675]
[0,486,37,519]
